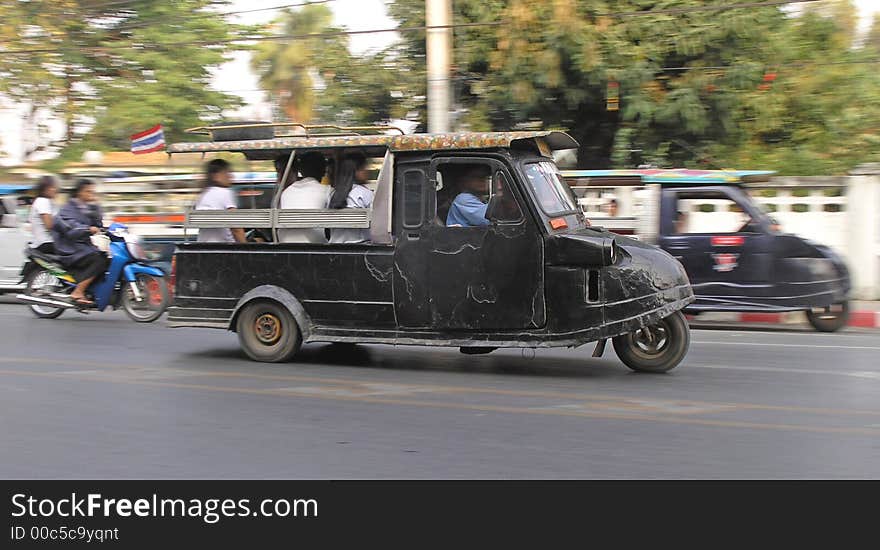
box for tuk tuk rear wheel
[612,311,690,373]
[806,301,849,332]
[237,300,301,363]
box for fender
[19,261,39,283]
[229,285,312,341]
[123,263,166,281]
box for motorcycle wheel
[25,269,65,319]
[121,273,169,323]
[612,311,690,373]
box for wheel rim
[254,313,282,345]
[125,274,165,319]
[29,271,63,315]
[629,322,670,358]
[812,303,845,320]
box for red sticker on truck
[711,236,745,247]
[711,253,740,272]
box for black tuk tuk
[167,125,694,372]
[563,169,851,331]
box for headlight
[124,234,148,261]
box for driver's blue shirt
[446,192,490,227]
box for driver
[446,166,491,227]
[52,179,109,306]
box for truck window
[488,171,523,224]
[402,170,426,228]
[674,193,756,234]
[522,161,578,215]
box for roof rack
[185,122,406,140]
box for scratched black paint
[170,146,694,349]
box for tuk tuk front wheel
[237,300,302,363]
[806,301,849,332]
[612,311,690,373]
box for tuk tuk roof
[167,131,579,158]
[562,169,775,184]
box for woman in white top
[327,152,373,244]
[29,175,59,253]
[194,159,246,243]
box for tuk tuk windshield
[523,161,579,216]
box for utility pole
[426,0,452,133]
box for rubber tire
[612,311,690,373]
[121,273,170,323]
[236,300,302,363]
[25,269,65,319]
[806,301,849,332]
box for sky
[1,0,878,165]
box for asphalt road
[1,303,878,479]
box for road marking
[2,355,880,418]
[691,364,880,379]
[1,365,879,437]
[692,340,880,350]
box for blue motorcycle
[17,223,171,322]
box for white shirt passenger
[28,196,56,248]
[195,186,237,243]
[278,177,330,244]
[328,184,373,244]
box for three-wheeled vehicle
[563,169,851,331]
[167,125,695,372]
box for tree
[383,0,880,174]
[388,0,793,168]
[0,0,247,157]
[867,14,880,52]
[708,1,880,174]
[251,3,419,127]
[251,4,350,123]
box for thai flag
[130,125,165,154]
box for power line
[221,0,334,17]
[607,0,820,17]
[110,0,336,32]
[0,0,825,55]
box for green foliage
[0,0,247,156]
[251,4,419,126]
[385,0,879,174]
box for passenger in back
[278,152,329,244]
[327,152,373,244]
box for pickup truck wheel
[805,301,849,332]
[612,311,690,373]
[237,300,301,363]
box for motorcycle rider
[51,179,108,306]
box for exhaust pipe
[15,294,76,309]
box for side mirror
[1,214,17,228]
[484,194,501,223]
